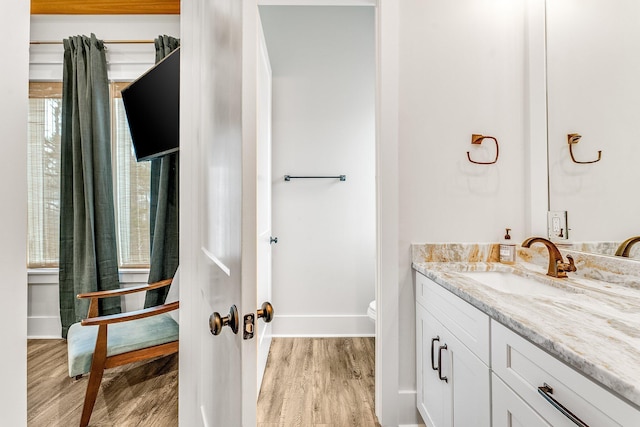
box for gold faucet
[614,236,640,257]
[521,237,577,278]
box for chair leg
[80,325,108,427]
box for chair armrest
[81,301,179,327]
[76,278,173,300]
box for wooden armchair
[67,278,179,427]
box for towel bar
[284,175,346,181]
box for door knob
[257,302,274,323]
[209,305,239,335]
[270,237,278,244]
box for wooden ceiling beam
[31,0,179,15]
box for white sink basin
[459,270,575,297]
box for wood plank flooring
[258,338,380,427]
[28,337,378,426]
[28,339,178,427]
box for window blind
[27,83,62,268]
[112,82,151,267]
[27,81,151,268]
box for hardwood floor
[27,339,178,427]
[257,338,379,427]
[28,337,378,426]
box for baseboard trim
[272,333,376,338]
[398,389,423,426]
[27,315,61,339]
[271,314,374,337]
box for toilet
[367,300,376,322]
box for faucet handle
[556,254,577,277]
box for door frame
[373,1,400,424]
[255,10,273,393]
[177,0,201,425]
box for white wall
[0,2,29,424]
[397,0,530,422]
[260,6,376,336]
[28,270,151,338]
[27,15,180,339]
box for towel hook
[567,133,601,164]
[467,134,499,165]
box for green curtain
[59,34,121,338]
[145,35,180,307]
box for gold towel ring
[568,133,601,164]
[467,134,499,165]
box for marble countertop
[412,244,640,409]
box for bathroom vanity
[413,244,640,427]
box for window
[112,83,151,267]
[27,83,62,268]
[27,82,151,268]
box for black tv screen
[121,47,180,161]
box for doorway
[259,4,376,339]
[256,3,377,421]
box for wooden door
[180,0,253,425]
[195,0,244,422]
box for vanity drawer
[491,320,640,426]
[492,373,551,427]
[416,272,490,364]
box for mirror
[546,0,640,259]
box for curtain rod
[30,40,155,45]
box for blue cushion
[67,313,179,378]
[165,267,180,324]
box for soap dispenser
[500,228,516,264]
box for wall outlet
[548,211,568,240]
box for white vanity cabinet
[416,270,640,427]
[492,320,640,427]
[416,272,491,427]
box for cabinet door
[493,373,551,427]
[445,327,490,427]
[417,299,491,427]
[416,272,490,364]
[417,303,449,427]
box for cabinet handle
[437,344,448,383]
[430,336,440,371]
[538,383,589,427]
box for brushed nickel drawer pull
[430,336,440,371]
[437,344,448,383]
[538,383,589,427]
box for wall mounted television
[121,47,180,162]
